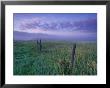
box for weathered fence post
[37,39,42,52]
[39,39,42,51]
[71,43,76,67]
[37,40,39,51]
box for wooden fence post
[39,39,42,51]
[71,43,76,67]
[36,39,42,52]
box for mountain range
[14,31,96,41]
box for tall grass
[14,41,97,75]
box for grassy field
[14,41,97,75]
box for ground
[14,41,97,75]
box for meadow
[14,40,97,75]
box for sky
[14,13,97,41]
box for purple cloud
[74,18,97,32]
[16,17,96,34]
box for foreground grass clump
[14,41,97,75]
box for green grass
[14,41,97,75]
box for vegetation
[14,40,97,75]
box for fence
[71,44,76,67]
[36,40,77,74]
[37,39,42,52]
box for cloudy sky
[14,13,97,41]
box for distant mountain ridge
[14,31,96,41]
